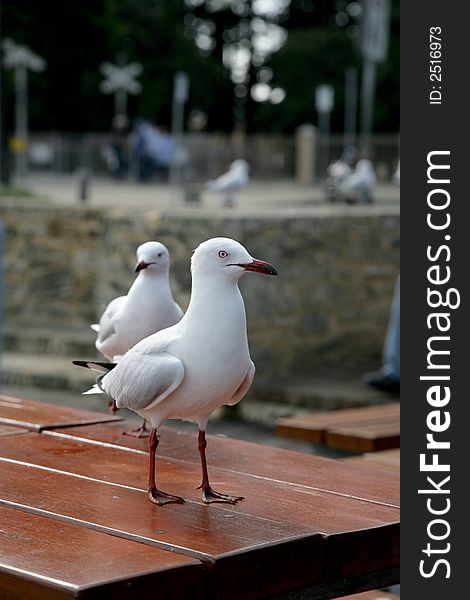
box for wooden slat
[0,433,399,535]
[0,461,330,600]
[277,403,400,445]
[0,424,29,437]
[45,421,400,508]
[0,506,205,600]
[0,459,318,558]
[0,394,121,432]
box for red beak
[238,259,278,276]
[135,261,148,272]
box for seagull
[324,159,353,201]
[205,160,249,207]
[74,237,277,506]
[338,158,377,204]
[392,160,400,185]
[91,241,183,435]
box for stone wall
[0,202,399,377]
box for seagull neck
[128,269,170,297]
[184,276,245,324]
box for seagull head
[135,241,170,273]
[230,160,249,174]
[191,237,277,281]
[356,159,374,173]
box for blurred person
[363,275,400,394]
[132,120,174,183]
[152,125,175,182]
[131,119,154,182]
[109,113,130,179]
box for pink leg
[197,430,244,504]
[147,428,185,506]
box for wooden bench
[0,394,399,599]
[277,403,400,452]
[343,449,400,474]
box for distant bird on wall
[392,160,400,185]
[338,159,377,204]
[205,160,249,207]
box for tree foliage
[1,0,399,133]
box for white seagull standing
[338,158,377,204]
[74,237,277,506]
[92,241,183,361]
[91,241,183,435]
[205,160,249,207]
[392,160,400,185]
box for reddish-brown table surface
[0,394,399,599]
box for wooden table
[0,395,399,599]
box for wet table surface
[0,395,399,599]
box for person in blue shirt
[364,275,400,394]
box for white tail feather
[90,324,100,332]
[83,384,103,395]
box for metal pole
[115,89,127,117]
[14,64,28,177]
[0,220,4,388]
[169,72,189,188]
[360,58,376,159]
[343,67,358,153]
[318,111,330,180]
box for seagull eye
[158,252,162,257]
[218,250,228,258]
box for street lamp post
[315,84,334,180]
[343,67,358,157]
[360,0,391,158]
[2,38,46,178]
[169,71,189,188]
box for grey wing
[208,170,232,192]
[96,296,126,344]
[101,350,185,413]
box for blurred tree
[2,0,232,131]
[1,0,399,134]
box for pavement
[10,172,400,214]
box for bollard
[295,124,317,185]
[77,167,90,203]
[184,184,200,204]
